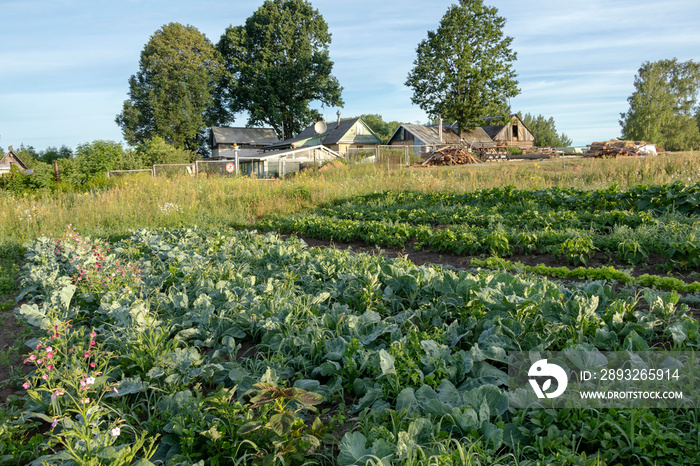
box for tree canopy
[216,0,343,139]
[353,114,402,143]
[520,113,572,147]
[405,0,519,134]
[116,22,222,155]
[620,59,700,151]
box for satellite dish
[313,120,327,135]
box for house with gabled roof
[263,116,382,157]
[387,123,495,153]
[387,114,536,152]
[209,127,280,158]
[481,114,536,150]
[0,146,29,175]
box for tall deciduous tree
[521,113,572,147]
[620,59,700,151]
[116,23,222,155]
[354,114,402,143]
[405,0,519,135]
[217,0,344,139]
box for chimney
[438,115,443,143]
[336,110,341,128]
[8,145,13,152]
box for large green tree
[620,59,700,151]
[405,0,519,135]
[521,113,572,147]
[217,0,344,139]
[354,114,402,143]
[116,23,222,155]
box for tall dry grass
[1,153,699,246]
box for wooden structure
[422,146,480,166]
[479,146,510,162]
[387,123,495,154]
[263,117,381,157]
[209,127,280,159]
[481,115,536,150]
[0,146,29,175]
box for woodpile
[422,146,480,166]
[584,140,657,157]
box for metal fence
[106,169,152,178]
[195,160,237,177]
[153,163,195,177]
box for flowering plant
[21,322,156,464]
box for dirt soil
[0,309,30,404]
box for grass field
[0,153,699,465]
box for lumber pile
[584,140,657,158]
[422,146,481,165]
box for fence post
[405,146,409,167]
[152,164,155,178]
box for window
[357,124,364,136]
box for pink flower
[42,374,48,380]
[51,389,64,399]
[113,387,119,394]
[46,352,54,359]
[90,362,96,368]
[90,331,96,338]
[51,418,58,429]
[22,382,30,389]
[45,346,53,353]
[48,364,54,370]
[82,398,90,404]
[36,343,42,349]
[37,359,43,364]
[90,341,96,347]
[84,352,90,358]
[29,355,36,361]
[110,426,121,437]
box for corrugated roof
[211,127,280,146]
[397,124,459,145]
[265,117,380,150]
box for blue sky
[1,0,699,151]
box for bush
[506,146,523,156]
[71,140,124,184]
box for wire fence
[106,143,475,178]
[195,160,237,177]
[105,169,152,178]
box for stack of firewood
[422,146,480,165]
[584,140,655,157]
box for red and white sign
[225,163,235,173]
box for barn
[481,115,536,150]
[387,123,495,153]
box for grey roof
[265,117,380,150]
[391,124,494,146]
[211,127,279,146]
[460,127,497,145]
[481,125,506,140]
[396,124,460,145]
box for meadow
[0,153,699,465]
